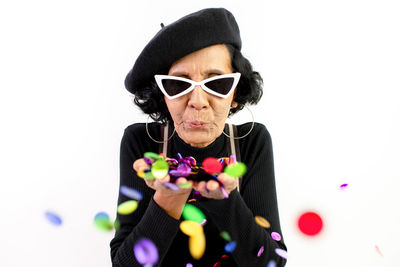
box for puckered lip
[185,120,210,129]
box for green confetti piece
[224,162,246,177]
[182,204,206,223]
[151,159,169,179]
[220,231,232,241]
[117,200,138,215]
[94,212,113,232]
[178,182,192,189]
[143,171,155,180]
[144,152,162,160]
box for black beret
[125,8,242,94]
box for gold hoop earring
[222,105,255,139]
[145,116,176,144]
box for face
[165,44,238,148]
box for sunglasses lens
[204,77,235,95]
[161,79,191,97]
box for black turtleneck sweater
[110,122,287,266]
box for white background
[1,0,399,266]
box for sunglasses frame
[154,72,241,100]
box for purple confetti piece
[257,245,264,257]
[275,248,288,259]
[199,218,207,226]
[163,182,180,191]
[134,238,159,265]
[271,232,282,241]
[220,187,229,198]
[267,260,277,267]
[120,186,143,201]
[340,183,348,190]
[186,263,193,267]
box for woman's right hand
[133,158,193,219]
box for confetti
[298,211,323,236]
[255,216,271,228]
[203,157,223,174]
[94,212,113,231]
[224,162,246,177]
[340,183,348,190]
[189,232,206,259]
[44,211,62,226]
[182,204,206,223]
[144,152,161,160]
[134,238,159,265]
[180,221,203,237]
[120,186,143,201]
[117,200,138,215]
[267,260,277,267]
[271,232,281,241]
[375,245,384,256]
[163,182,180,191]
[275,248,288,259]
[186,263,193,267]
[220,231,232,242]
[257,246,264,257]
[169,164,191,177]
[151,159,169,179]
[224,241,237,253]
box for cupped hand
[193,173,238,199]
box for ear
[231,101,238,108]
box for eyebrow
[170,69,225,77]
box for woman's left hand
[193,173,238,199]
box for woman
[110,8,287,266]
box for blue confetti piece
[45,211,62,226]
[224,241,237,253]
[120,186,143,201]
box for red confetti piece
[202,157,223,174]
[297,211,323,236]
[375,245,384,257]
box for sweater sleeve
[197,123,287,266]
[110,126,181,267]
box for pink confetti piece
[271,232,282,241]
[220,187,229,198]
[257,245,264,257]
[375,245,384,257]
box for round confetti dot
[224,162,246,177]
[44,211,62,226]
[134,238,159,265]
[271,232,281,241]
[275,248,288,259]
[224,241,236,253]
[151,159,169,179]
[180,220,203,237]
[220,231,232,242]
[203,157,223,174]
[297,211,323,236]
[117,200,138,215]
[186,263,193,267]
[255,215,271,228]
[94,212,113,231]
[267,260,277,267]
[257,245,264,257]
[120,186,143,201]
[189,233,206,259]
[182,204,205,223]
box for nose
[188,85,209,110]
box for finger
[206,180,220,191]
[194,181,207,192]
[133,159,150,172]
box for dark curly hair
[131,44,263,123]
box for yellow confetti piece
[137,170,145,178]
[255,215,271,228]
[189,232,206,259]
[117,200,138,215]
[180,220,203,237]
